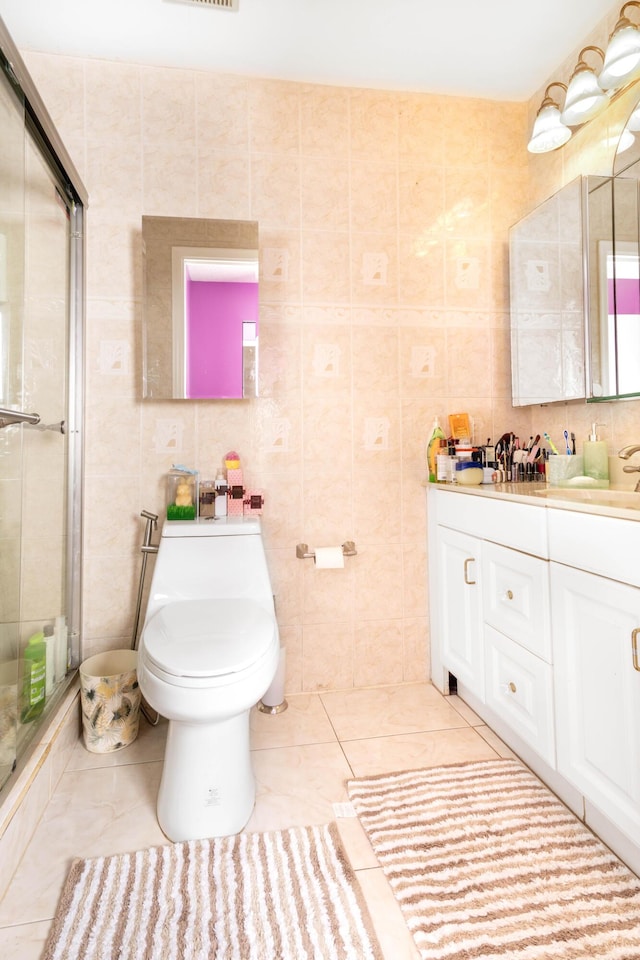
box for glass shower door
[0,59,80,791]
[0,64,25,791]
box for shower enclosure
[0,19,85,798]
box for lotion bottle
[583,422,609,486]
[214,469,228,518]
[54,616,68,682]
[43,626,55,695]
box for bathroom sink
[532,487,640,510]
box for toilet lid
[143,598,276,678]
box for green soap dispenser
[21,631,47,723]
[583,422,609,487]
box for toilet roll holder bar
[295,541,357,560]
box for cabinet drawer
[482,542,552,662]
[433,488,548,557]
[484,625,556,767]
[548,510,640,589]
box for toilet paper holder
[295,541,357,560]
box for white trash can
[79,650,141,753]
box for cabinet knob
[506,589,514,600]
[632,628,640,672]
[508,681,517,693]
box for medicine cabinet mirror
[142,217,259,400]
[509,176,591,406]
[510,92,640,407]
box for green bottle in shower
[21,631,47,723]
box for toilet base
[257,698,288,714]
[157,709,255,842]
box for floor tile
[355,867,421,960]
[335,816,379,870]
[476,723,520,759]
[65,713,168,771]
[0,920,49,960]
[448,693,483,726]
[342,725,499,777]
[246,741,353,833]
[250,692,336,749]
[0,680,494,959]
[320,682,465,741]
[0,760,166,927]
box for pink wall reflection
[186,279,258,398]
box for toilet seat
[143,598,276,679]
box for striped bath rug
[43,823,382,960]
[348,758,640,959]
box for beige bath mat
[349,758,640,959]
[43,822,382,960]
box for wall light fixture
[599,1,640,89]
[561,46,608,125]
[527,83,571,153]
[528,2,640,153]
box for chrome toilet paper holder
[295,541,357,560]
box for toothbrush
[564,430,572,455]
[544,432,559,455]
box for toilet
[137,516,280,842]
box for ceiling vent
[170,0,239,9]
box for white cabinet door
[437,526,483,699]
[552,561,640,844]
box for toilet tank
[144,517,276,624]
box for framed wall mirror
[142,216,259,400]
[509,153,640,407]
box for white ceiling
[0,0,618,101]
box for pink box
[243,490,264,516]
[226,467,244,516]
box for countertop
[428,480,640,522]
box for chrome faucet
[618,445,640,491]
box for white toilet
[137,516,280,842]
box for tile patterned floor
[0,682,516,959]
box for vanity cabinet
[428,485,640,874]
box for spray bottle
[426,417,446,483]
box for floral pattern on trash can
[80,651,141,753]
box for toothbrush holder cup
[547,454,584,487]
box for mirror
[142,217,259,400]
[509,177,589,406]
[586,100,640,402]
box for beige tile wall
[24,33,639,696]
[21,52,531,692]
